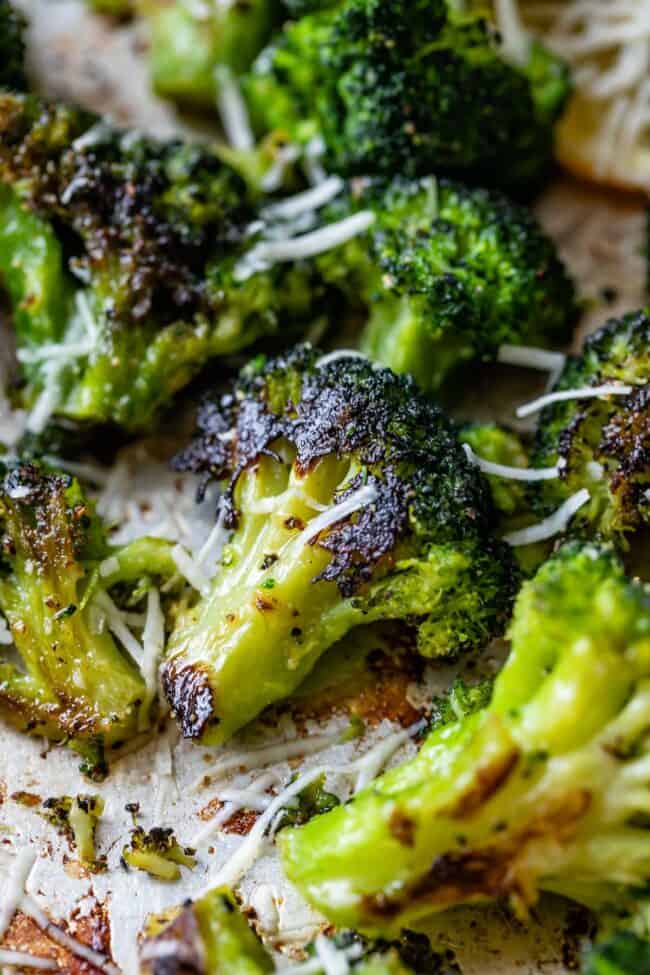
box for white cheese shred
[503,489,591,546]
[516,383,634,418]
[315,350,369,369]
[0,950,57,970]
[261,177,344,222]
[0,849,36,940]
[21,897,120,975]
[215,65,255,151]
[462,443,561,481]
[93,591,144,665]
[297,484,378,547]
[171,544,211,595]
[497,344,566,376]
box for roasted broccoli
[460,424,530,517]
[531,310,650,545]
[582,933,650,975]
[0,0,27,91]
[0,92,326,434]
[140,887,273,975]
[42,794,106,872]
[243,0,570,193]
[122,826,197,881]
[280,542,650,932]
[164,345,516,744]
[0,460,176,777]
[327,177,577,393]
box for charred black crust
[600,385,650,477]
[142,907,204,975]
[162,662,215,740]
[173,345,497,595]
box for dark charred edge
[141,907,205,975]
[600,384,650,477]
[361,788,592,921]
[162,662,215,740]
[443,747,520,819]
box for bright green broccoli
[0,460,176,777]
[460,423,530,517]
[243,0,571,193]
[140,887,273,975]
[122,826,197,881]
[280,542,650,932]
[0,0,27,91]
[583,933,650,975]
[42,794,106,872]
[164,345,516,744]
[87,0,134,15]
[0,92,325,435]
[325,177,577,393]
[531,310,650,545]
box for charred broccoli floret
[164,346,516,744]
[583,933,650,975]
[243,0,570,193]
[42,794,106,872]
[122,826,197,881]
[326,177,577,393]
[140,887,273,974]
[0,93,326,434]
[0,0,27,91]
[280,542,650,932]
[0,460,176,777]
[531,311,650,545]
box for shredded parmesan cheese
[503,489,591,546]
[140,588,165,730]
[171,544,211,595]
[297,484,378,547]
[21,897,120,975]
[462,443,561,481]
[497,344,566,378]
[215,65,255,151]
[315,350,369,369]
[0,850,36,940]
[93,591,144,665]
[262,177,344,222]
[0,950,56,970]
[515,383,634,418]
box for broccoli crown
[334,177,577,392]
[279,541,650,932]
[0,92,326,432]
[165,346,516,744]
[532,311,650,543]
[0,460,175,777]
[122,826,197,882]
[583,933,650,975]
[244,0,570,193]
[0,0,27,91]
[140,887,273,975]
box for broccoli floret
[460,424,530,517]
[0,460,176,777]
[42,794,106,872]
[122,826,197,881]
[279,541,650,932]
[531,311,650,545]
[140,886,273,974]
[142,0,281,111]
[428,677,494,732]
[0,0,27,91]
[327,177,577,393]
[583,933,650,975]
[0,93,325,434]
[243,0,571,193]
[164,345,516,744]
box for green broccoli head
[334,177,577,393]
[243,0,571,193]
[122,826,197,882]
[0,460,175,777]
[164,345,516,744]
[280,541,650,932]
[0,0,27,91]
[531,310,650,545]
[582,933,650,975]
[0,92,323,434]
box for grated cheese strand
[215,65,255,151]
[503,489,591,546]
[353,719,427,793]
[140,588,165,730]
[516,383,634,418]
[0,849,36,940]
[171,544,211,594]
[93,591,144,665]
[497,344,566,376]
[21,897,120,975]
[315,349,369,369]
[462,443,561,481]
[0,950,56,970]
[297,484,378,547]
[261,176,344,222]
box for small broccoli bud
[279,541,650,932]
[165,345,516,744]
[140,886,273,974]
[531,310,650,546]
[122,826,197,882]
[582,933,650,975]
[0,459,175,776]
[0,0,27,91]
[42,795,106,873]
[243,0,571,193]
[428,677,494,732]
[330,177,577,393]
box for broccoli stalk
[0,0,27,91]
[42,795,105,872]
[243,0,571,193]
[0,461,175,777]
[279,542,650,932]
[122,827,197,882]
[164,346,516,744]
[532,310,650,544]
